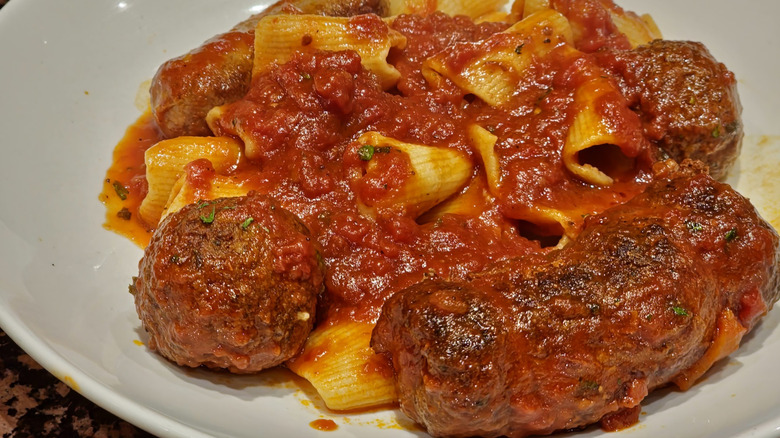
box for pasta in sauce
[100,0,778,436]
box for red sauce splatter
[310,419,338,431]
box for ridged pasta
[468,124,501,196]
[161,174,251,220]
[562,76,630,186]
[139,136,242,225]
[286,321,397,410]
[422,10,574,106]
[520,0,550,18]
[253,14,407,89]
[417,175,492,224]
[386,0,509,19]
[351,132,473,218]
[528,205,580,244]
[608,8,662,47]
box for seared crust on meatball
[372,161,779,438]
[132,193,324,373]
[595,40,743,180]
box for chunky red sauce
[105,12,654,327]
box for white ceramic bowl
[0,1,779,437]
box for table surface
[0,0,151,436]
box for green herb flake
[514,44,524,54]
[712,125,721,138]
[646,314,653,321]
[579,379,600,392]
[686,221,703,232]
[301,72,312,80]
[671,306,689,316]
[588,303,600,315]
[241,217,255,230]
[725,228,738,242]
[358,144,375,161]
[199,205,216,224]
[197,199,211,209]
[112,181,129,200]
[169,254,180,264]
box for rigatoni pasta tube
[385,0,509,20]
[562,75,637,187]
[422,10,574,106]
[253,14,407,89]
[607,7,662,48]
[286,321,397,410]
[468,124,501,196]
[161,173,251,220]
[417,174,492,224]
[139,136,242,225]
[349,132,473,218]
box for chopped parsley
[199,205,216,224]
[579,379,600,393]
[301,72,312,80]
[514,44,524,54]
[686,221,703,232]
[358,144,391,161]
[112,181,129,200]
[671,306,689,316]
[358,144,375,161]
[241,217,255,230]
[712,125,721,138]
[725,228,738,242]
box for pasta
[349,131,473,218]
[139,136,242,225]
[252,14,407,89]
[286,321,397,410]
[562,74,635,186]
[99,0,764,435]
[422,9,574,106]
[467,124,501,195]
[386,0,508,19]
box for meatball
[595,40,743,180]
[132,193,325,373]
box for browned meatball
[595,40,743,180]
[132,193,325,373]
[372,161,779,437]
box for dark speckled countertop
[0,331,153,438]
[0,1,151,436]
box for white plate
[1,1,779,437]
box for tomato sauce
[100,112,160,247]
[104,12,655,326]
